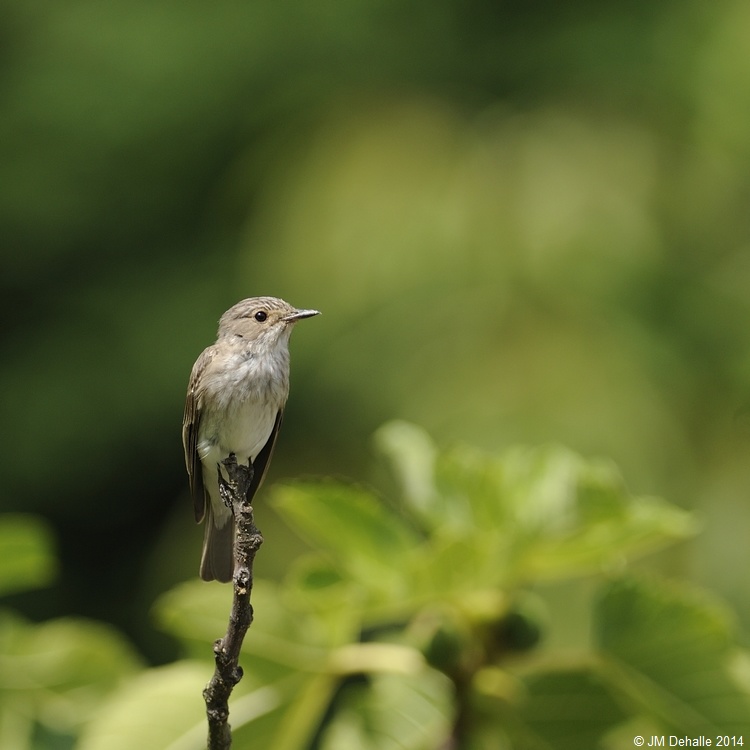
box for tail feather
[200,505,235,583]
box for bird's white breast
[197,345,289,465]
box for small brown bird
[182,296,320,582]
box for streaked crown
[217,296,320,342]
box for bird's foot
[218,454,254,511]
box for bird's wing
[248,409,284,503]
[182,346,217,523]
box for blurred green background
[1,0,749,670]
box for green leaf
[154,580,360,750]
[155,579,350,680]
[283,555,350,606]
[75,661,211,750]
[434,443,696,582]
[596,576,750,734]
[512,668,629,750]
[0,611,142,741]
[272,434,695,622]
[76,665,329,750]
[410,534,511,603]
[433,446,510,533]
[231,672,339,750]
[515,493,696,581]
[152,578,233,658]
[283,554,367,632]
[317,671,452,750]
[374,421,439,521]
[0,514,57,596]
[271,481,421,596]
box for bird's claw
[218,453,254,510]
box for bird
[182,296,320,582]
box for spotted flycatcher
[182,296,320,582]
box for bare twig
[203,453,263,750]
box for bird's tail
[200,505,235,583]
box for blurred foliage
[0,516,56,597]
[1,421,741,749]
[1,0,749,745]
[0,514,143,750]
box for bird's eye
[254,310,268,322]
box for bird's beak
[284,308,321,322]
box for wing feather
[248,410,284,503]
[182,346,217,522]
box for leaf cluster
[2,423,748,749]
